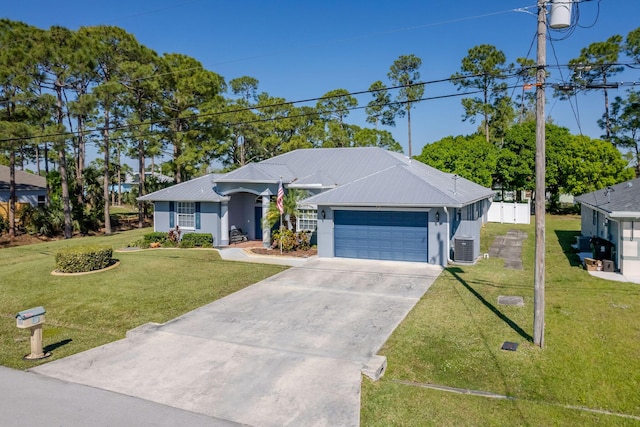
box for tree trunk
[138,139,145,228]
[55,81,73,239]
[8,150,16,240]
[116,143,122,206]
[103,111,112,235]
[43,141,50,208]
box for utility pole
[533,1,547,347]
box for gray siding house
[0,165,47,207]
[138,147,494,266]
[575,178,640,277]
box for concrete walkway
[488,230,528,269]
[30,257,442,426]
[576,251,640,284]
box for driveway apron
[32,257,442,427]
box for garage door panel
[334,211,428,262]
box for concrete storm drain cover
[498,296,524,306]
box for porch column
[220,200,229,246]
[262,195,270,248]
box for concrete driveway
[32,257,442,426]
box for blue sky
[4,0,640,160]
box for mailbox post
[16,306,50,360]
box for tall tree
[451,45,512,144]
[568,35,624,141]
[119,45,161,226]
[365,81,398,129]
[415,134,497,187]
[387,54,424,157]
[606,90,640,177]
[38,25,87,238]
[157,53,226,182]
[81,25,148,234]
[316,89,357,147]
[624,27,640,62]
[0,20,40,239]
[226,76,260,167]
[514,57,537,123]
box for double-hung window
[177,202,195,228]
[297,209,317,232]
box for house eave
[308,202,466,208]
[214,179,280,184]
[609,211,640,220]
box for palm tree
[263,188,308,231]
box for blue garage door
[334,210,428,262]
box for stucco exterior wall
[621,220,640,276]
[152,201,220,244]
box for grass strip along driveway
[361,215,640,426]
[0,228,286,370]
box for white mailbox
[16,306,49,360]
[16,306,46,329]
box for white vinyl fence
[487,201,531,224]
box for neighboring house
[138,147,494,266]
[0,165,47,207]
[575,178,640,276]
[109,171,174,193]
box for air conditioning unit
[454,237,475,263]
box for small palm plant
[263,188,309,231]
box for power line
[0,71,526,144]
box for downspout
[443,207,452,264]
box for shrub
[20,204,65,237]
[139,232,168,248]
[297,231,311,251]
[55,245,114,273]
[180,233,214,248]
[271,229,312,252]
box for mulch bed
[249,248,317,258]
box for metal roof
[139,148,493,206]
[303,162,494,207]
[137,174,227,202]
[257,147,411,185]
[214,163,294,183]
[288,171,338,189]
[0,165,46,191]
[575,178,640,217]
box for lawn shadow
[448,267,533,342]
[43,339,72,353]
[555,230,582,267]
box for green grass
[0,228,286,370]
[362,215,640,426]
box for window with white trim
[297,209,317,232]
[177,202,195,228]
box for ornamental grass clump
[55,245,114,273]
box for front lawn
[362,215,640,426]
[0,228,286,370]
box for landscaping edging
[51,260,120,276]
